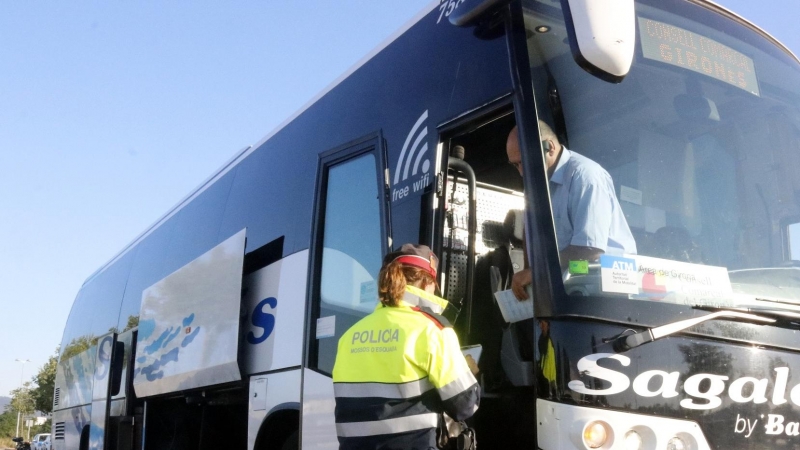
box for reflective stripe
[334,378,434,399]
[437,370,477,401]
[336,413,439,438]
[402,291,444,314]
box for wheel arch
[253,403,300,450]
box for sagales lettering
[570,354,800,410]
[247,297,277,345]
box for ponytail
[378,260,407,307]
[378,260,437,307]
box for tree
[9,384,34,418]
[62,335,97,360]
[32,349,58,415]
[9,383,34,438]
[123,315,139,332]
[0,404,17,440]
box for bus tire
[254,409,299,450]
[78,425,90,450]
[280,430,298,450]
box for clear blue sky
[0,1,798,398]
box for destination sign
[639,17,759,96]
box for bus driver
[506,121,636,299]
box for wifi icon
[393,110,430,186]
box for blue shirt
[549,148,637,255]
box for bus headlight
[583,421,612,448]
[667,432,696,450]
[623,430,643,450]
[666,437,686,450]
[538,400,710,450]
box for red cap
[393,255,437,278]
[384,244,439,278]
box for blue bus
[53,1,800,449]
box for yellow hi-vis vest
[332,286,480,450]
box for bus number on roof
[437,0,466,24]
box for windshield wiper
[753,296,800,306]
[696,305,800,323]
[611,308,775,352]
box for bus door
[106,329,139,450]
[87,331,127,450]
[427,99,546,446]
[303,133,391,448]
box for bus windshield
[522,0,800,309]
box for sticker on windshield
[638,17,759,96]
[360,280,378,304]
[569,260,589,275]
[601,256,639,294]
[619,185,642,205]
[600,254,732,304]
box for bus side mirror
[562,0,636,83]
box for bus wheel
[280,430,298,450]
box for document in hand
[493,287,534,323]
[461,344,482,363]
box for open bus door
[86,332,129,450]
[430,97,544,447]
[107,329,140,450]
[303,133,392,448]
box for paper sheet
[494,287,534,323]
[316,315,336,339]
[461,345,483,364]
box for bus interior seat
[472,220,513,390]
[472,210,534,389]
[503,208,525,275]
[498,209,534,387]
[500,321,535,387]
[443,179,524,320]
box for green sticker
[569,260,589,275]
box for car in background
[31,433,50,450]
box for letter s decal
[247,297,278,345]
[568,353,631,395]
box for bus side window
[312,150,385,375]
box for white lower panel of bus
[301,369,338,450]
[247,369,302,450]
[536,399,710,450]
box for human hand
[511,269,532,300]
[465,355,479,376]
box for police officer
[332,244,480,450]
